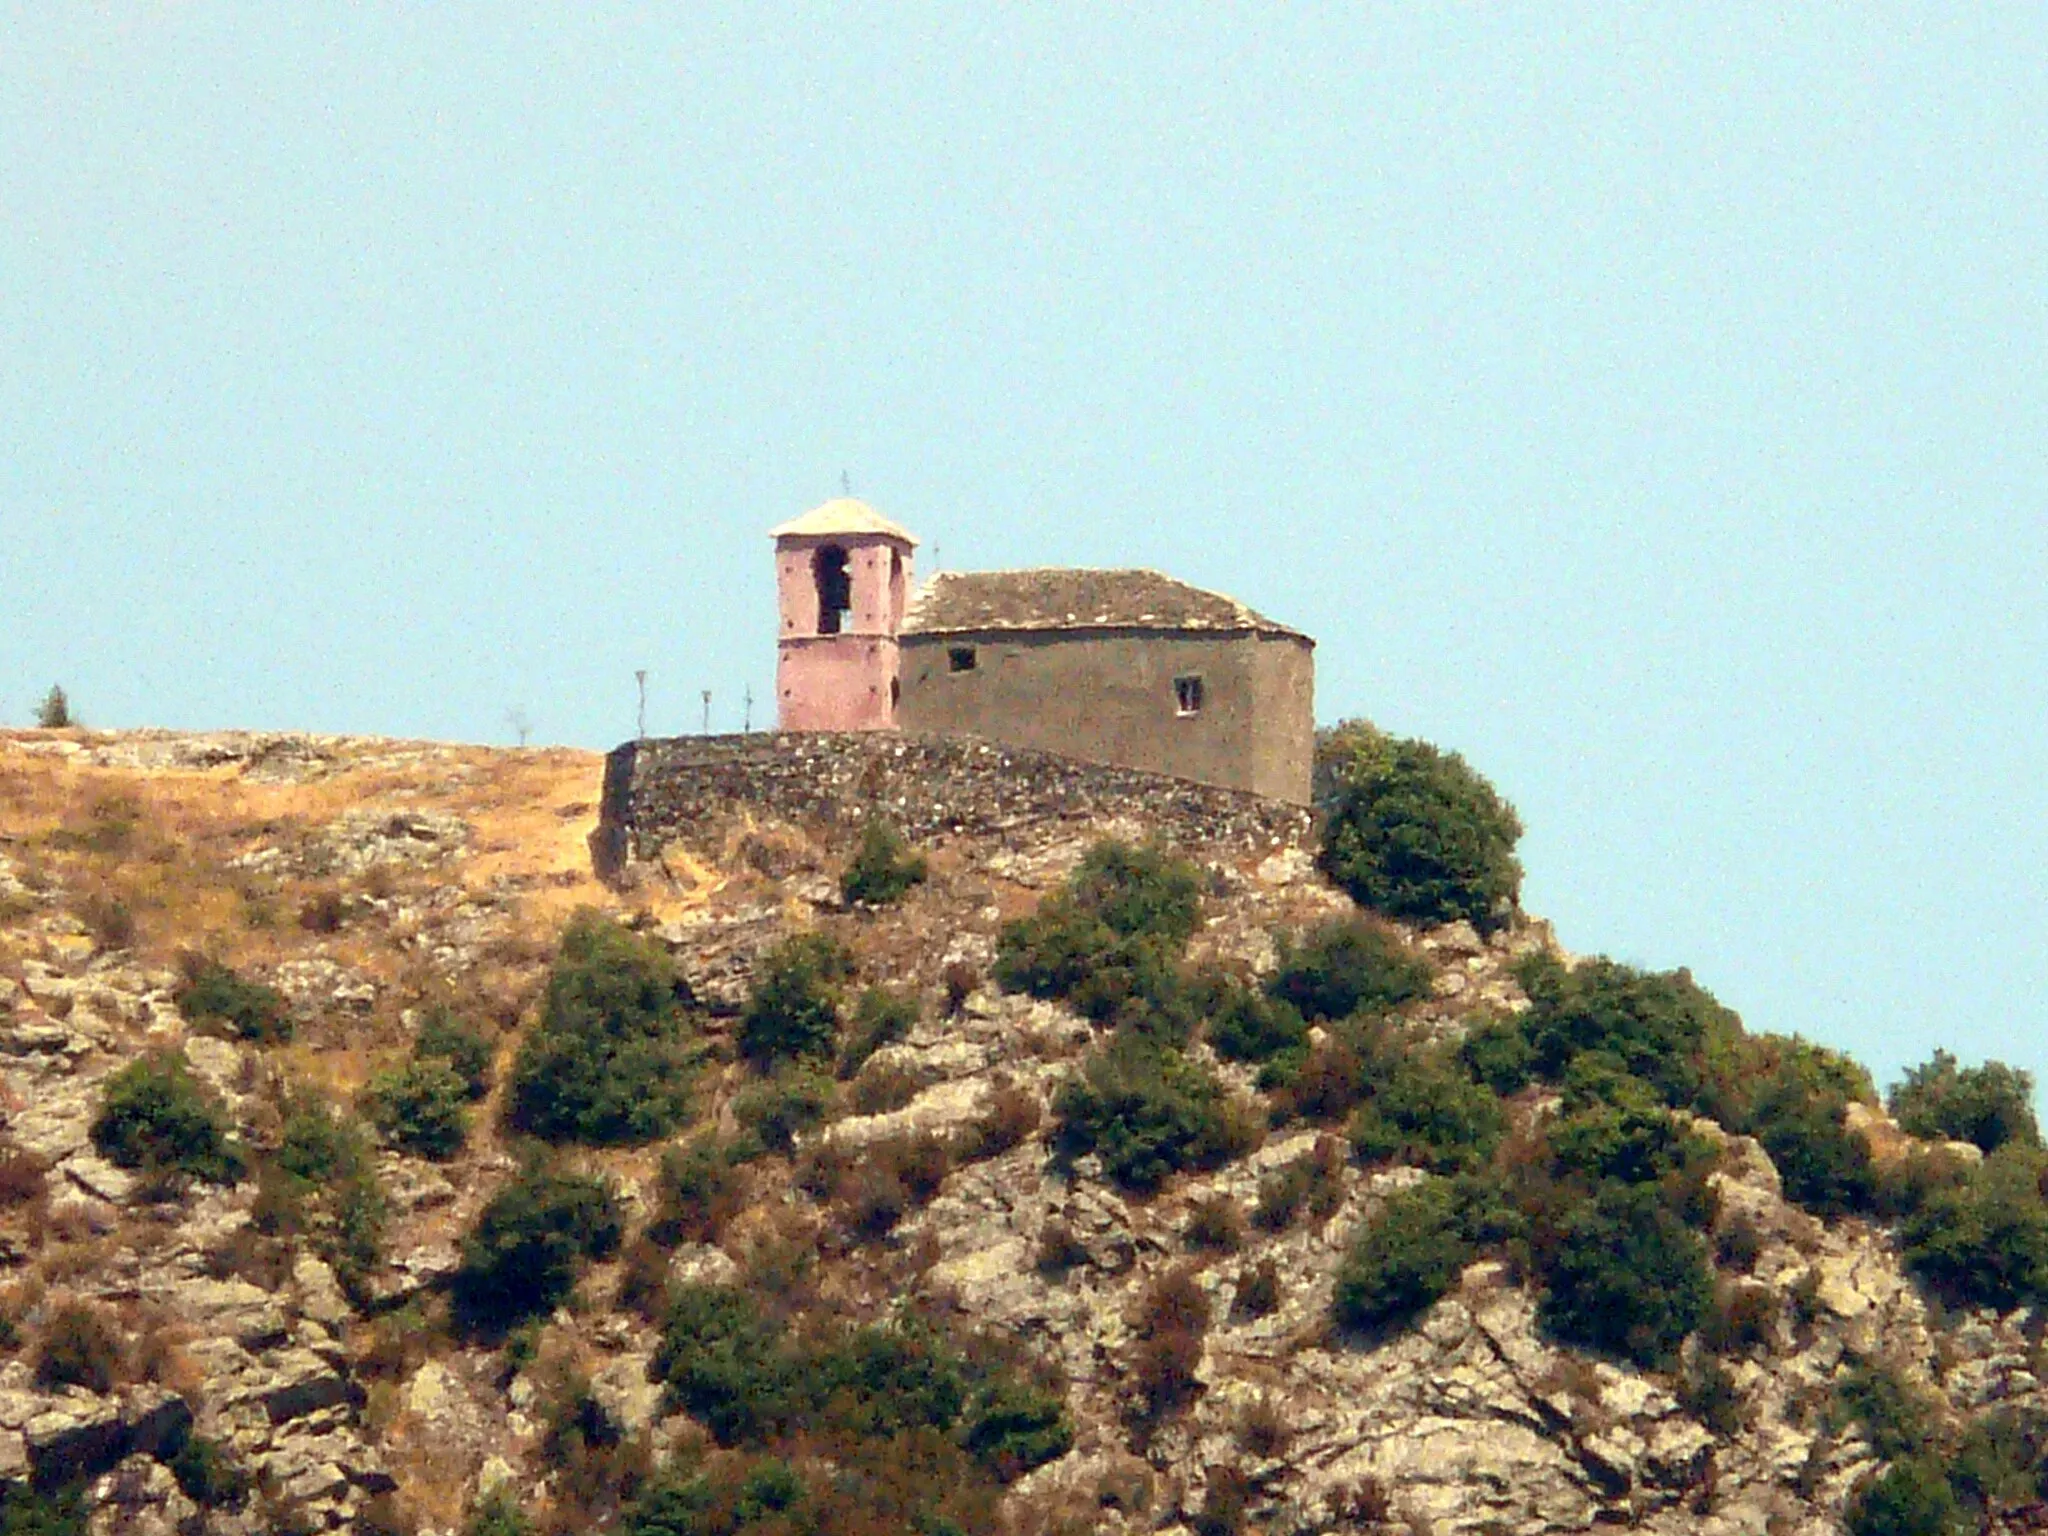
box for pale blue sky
[4,7,2045,1098]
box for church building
[770,498,1315,805]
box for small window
[948,647,978,673]
[1174,675,1204,715]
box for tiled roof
[768,498,918,544]
[902,568,1307,639]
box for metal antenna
[841,469,852,496]
[634,671,647,740]
[742,685,753,733]
[700,689,712,734]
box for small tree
[1889,1051,2041,1155]
[509,911,700,1144]
[1333,1178,1476,1335]
[737,933,852,1070]
[840,820,929,906]
[1317,721,1523,932]
[1536,1181,1712,1369]
[1268,917,1434,1023]
[90,1050,244,1185]
[34,686,71,729]
[452,1162,623,1335]
[1051,1032,1259,1192]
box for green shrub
[1349,1053,1504,1174]
[1268,918,1433,1023]
[1677,1355,1744,1438]
[463,1487,533,1536]
[1207,985,1307,1065]
[361,1057,470,1160]
[452,1163,623,1334]
[960,1374,1074,1480]
[89,1050,244,1185]
[737,933,852,1070]
[166,1428,251,1510]
[1332,1178,1476,1334]
[0,1483,82,1536]
[1535,1181,1712,1369]
[732,1069,837,1156]
[1835,1362,1935,1462]
[840,820,928,906]
[34,686,71,730]
[415,1006,495,1099]
[175,960,290,1043]
[1730,1037,1878,1218]
[1062,841,1204,946]
[1950,1406,2048,1515]
[34,1302,122,1392]
[1546,1089,1718,1194]
[994,841,1208,1041]
[1316,721,1523,932]
[1051,1032,1259,1192]
[1458,1013,1535,1095]
[1845,1456,1964,1536]
[264,1092,387,1284]
[838,985,918,1078]
[650,1136,748,1245]
[1901,1144,2048,1309]
[1516,954,1744,1111]
[509,912,701,1145]
[1889,1050,2040,1154]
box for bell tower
[771,498,917,731]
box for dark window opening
[948,646,978,673]
[1175,675,1204,715]
[813,544,851,635]
[890,678,900,708]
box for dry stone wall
[594,731,1313,874]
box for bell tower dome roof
[768,497,918,545]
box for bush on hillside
[361,1057,471,1160]
[175,960,291,1043]
[509,911,701,1145]
[1834,1361,1935,1462]
[731,1069,837,1156]
[1889,1050,2041,1155]
[1332,1177,1509,1335]
[1206,985,1307,1066]
[452,1163,623,1335]
[1901,1144,2048,1310]
[261,1092,387,1285]
[1458,1012,1535,1096]
[34,686,71,730]
[1535,1180,1713,1369]
[414,1006,495,1099]
[1728,1036,1878,1218]
[34,1302,123,1393]
[837,985,918,1079]
[1348,1053,1505,1175]
[1051,1032,1260,1193]
[1316,720,1523,932]
[90,1050,244,1185]
[994,840,1209,1041]
[1950,1406,2048,1516]
[1845,1457,1965,1536]
[737,932,852,1070]
[1516,953,1743,1111]
[1267,917,1434,1023]
[649,1136,749,1246]
[1545,1091,1719,1209]
[840,819,929,906]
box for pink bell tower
[771,498,917,731]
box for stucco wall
[774,533,912,730]
[896,629,1313,804]
[592,730,1313,879]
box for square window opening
[948,646,978,673]
[1175,675,1204,715]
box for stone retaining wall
[593,731,1313,876]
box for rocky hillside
[0,729,2037,1536]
